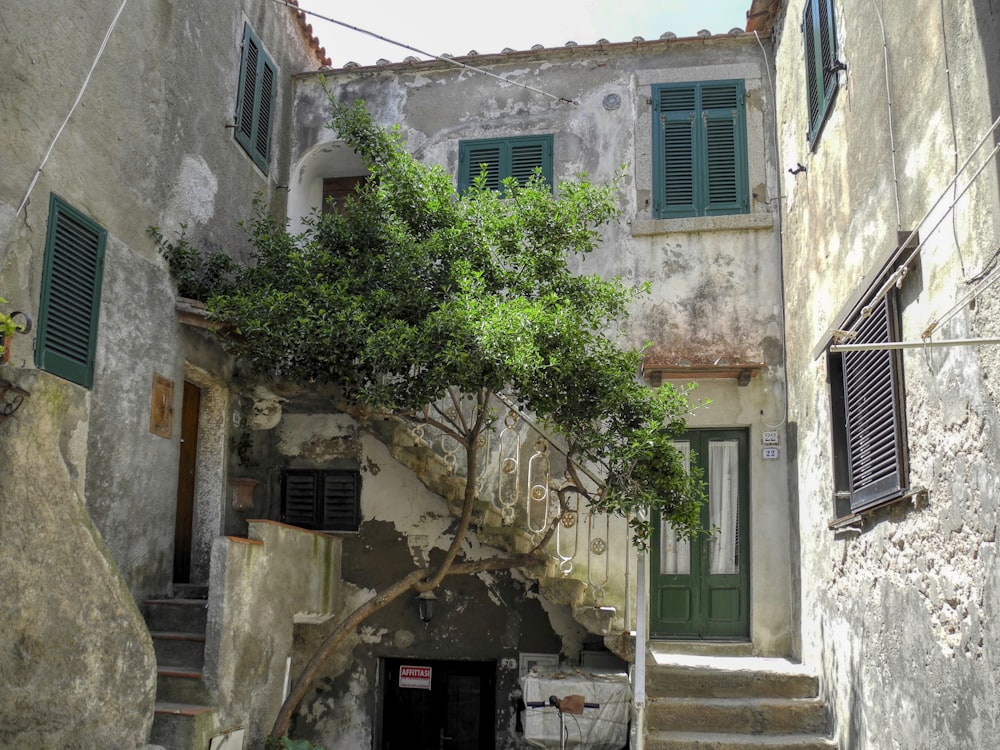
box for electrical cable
[16,0,130,217]
[271,0,578,105]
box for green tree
[156,97,702,739]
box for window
[281,469,361,532]
[652,80,749,219]
[322,175,369,215]
[458,135,553,192]
[828,290,908,516]
[803,0,840,147]
[234,23,276,173]
[36,194,106,388]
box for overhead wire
[16,0,130,217]
[270,0,578,105]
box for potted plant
[0,299,32,365]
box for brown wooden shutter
[841,293,908,511]
[281,469,361,531]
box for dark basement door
[380,659,496,750]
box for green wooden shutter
[803,0,839,147]
[654,86,697,218]
[841,293,908,511]
[460,141,502,192]
[235,24,277,173]
[702,83,748,215]
[653,82,747,218]
[459,135,553,192]
[509,136,553,187]
[36,195,106,388]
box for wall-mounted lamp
[417,590,437,622]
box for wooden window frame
[828,290,909,516]
[457,135,554,193]
[36,194,107,388]
[651,80,749,219]
[281,469,362,532]
[803,0,840,149]
[234,23,277,174]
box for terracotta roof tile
[322,29,756,72]
[284,0,332,67]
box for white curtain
[708,440,739,575]
[659,441,691,575]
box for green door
[650,429,750,639]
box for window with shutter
[458,135,553,193]
[803,0,840,148]
[828,290,909,515]
[234,23,277,174]
[322,176,370,215]
[652,81,748,219]
[36,194,106,388]
[281,469,362,532]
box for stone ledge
[631,211,774,236]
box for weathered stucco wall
[272,411,596,749]
[773,0,1000,746]
[291,33,792,656]
[0,2,321,746]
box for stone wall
[773,0,1000,746]
[0,2,322,745]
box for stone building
[761,0,1000,747]
[5,0,1000,748]
[0,1,328,747]
[286,21,793,750]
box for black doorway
[380,658,496,750]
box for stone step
[647,696,829,735]
[170,583,209,599]
[150,631,207,670]
[143,599,209,634]
[157,667,209,705]
[150,702,214,750]
[649,641,754,658]
[646,654,820,700]
[645,731,838,750]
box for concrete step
[645,731,838,750]
[649,641,754,658]
[150,702,214,750]
[171,583,209,599]
[143,599,209,634]
[157,667,209,705]
[150,631,206,670]
[646,653,820,700]
[647,697,829,735]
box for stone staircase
[144,587,216,750]
[644,643,837,749]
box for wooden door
[172,381,200,583]
[650,429,750,639]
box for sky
[293,0,754,68]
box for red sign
[399,665,432,690]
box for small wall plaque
[150,373,174,438]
